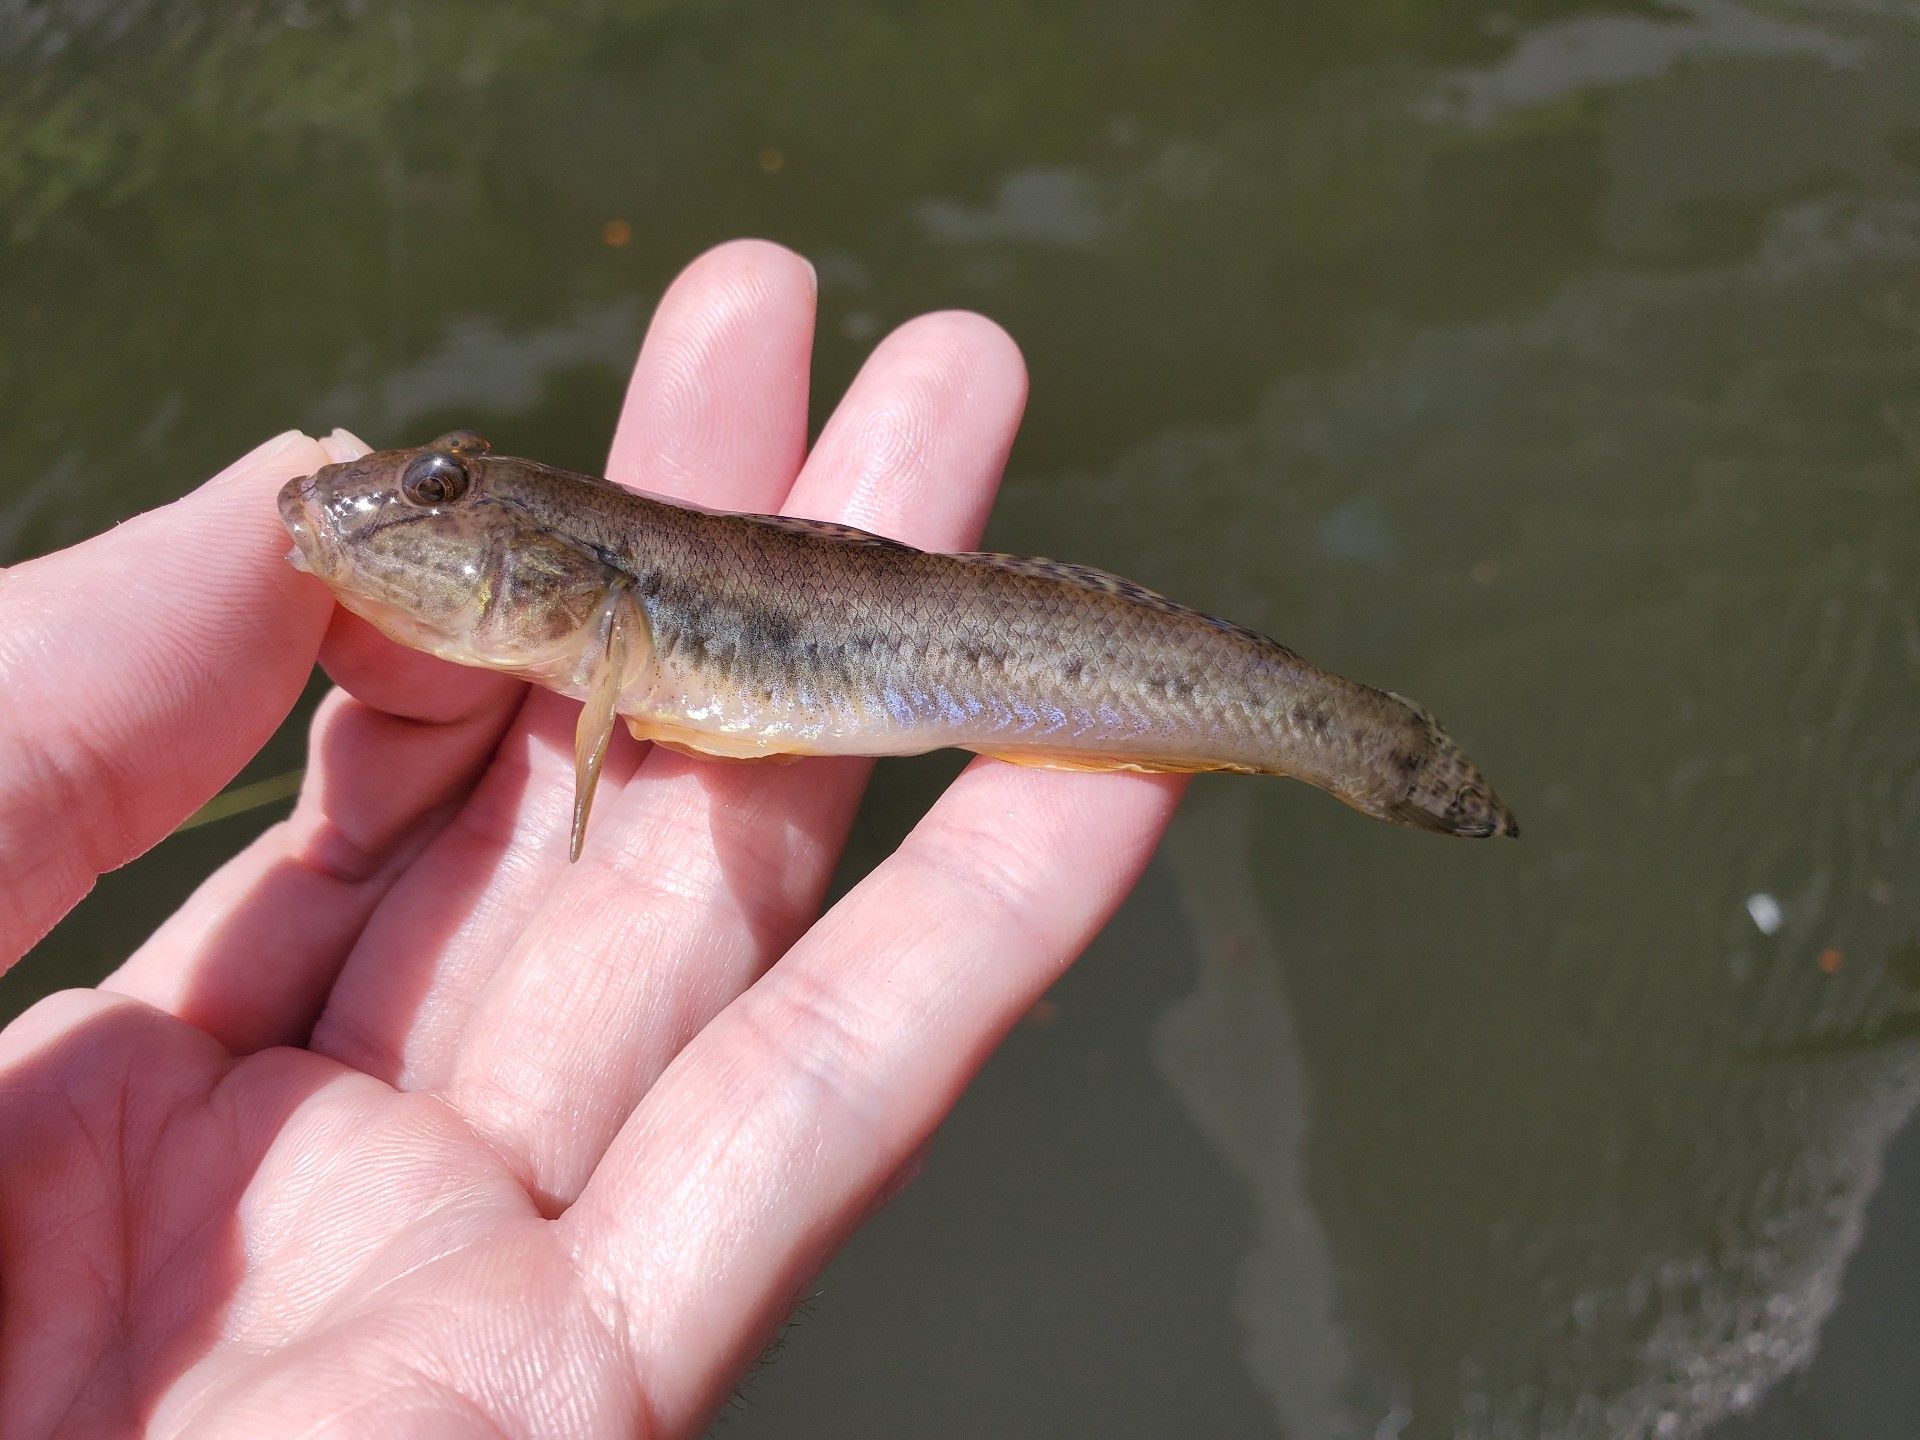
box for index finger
[0,429,359,965]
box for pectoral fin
[571,588,642,862]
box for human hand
[0,241,1184,1437]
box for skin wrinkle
[453,928,704,1156]
[458,937,628,1099]
[556,1231,656,1440]
[309,825,552,1086]
[299,687,591,1079]
[54,1055,138,1438]
[442,694,591,853]
[725,967,904,1144]
[215,1106,511,1351]
[286,1186,512,1329]
[284,813,401,894]
[263,1360,517,1440]
[891,818,1065,955]
[289,695,515,885]
[299,1248,627,1439]
[0,1137,107,1438]
[591,768,840,927]
[2,611,185,859]
[0,726,122,956]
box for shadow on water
[5,2,1920,1436]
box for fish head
[278,430,620,673]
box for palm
[0,242,1181,1438]
[3,1015,616,1435]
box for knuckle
[736,965,892,1137]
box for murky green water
[5,3,1919,1435]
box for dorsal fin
[956,551,1274,645]
[741,513,918,551]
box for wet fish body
[279,432,1517,858]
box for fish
[277,430,1518,861]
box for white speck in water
[1746,892,1783,936]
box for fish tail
[1372,692,1519,839]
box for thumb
[0,429,361,966]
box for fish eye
[400,451,471,506]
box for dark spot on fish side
[743,606,795,653]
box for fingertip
[321,427,373,462]
[608,240,818,507]
[193,431,342,583]
[204,429,338,499]
[883,309,1028,404]
[675,237,818,310]
[788,308,1029,548]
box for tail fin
[1378,694,1520,839]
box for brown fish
[278,431,1517,860]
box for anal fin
[623,716,807,764]
[974,746,1265,777]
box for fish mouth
[276,472,328,574]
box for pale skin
[0,241,1184,1438]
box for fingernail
[253,429,312,462]
[322,428,372,462]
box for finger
[317,605,523,726]
[437,312,1028,1209]
[309,239,819,1085]
[782,309,1026,542]
[566,763,1184,1430]
[0,430,352,968]
[607,237,816,507]
[99,582,523,1051]
[103,673,520,1054]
